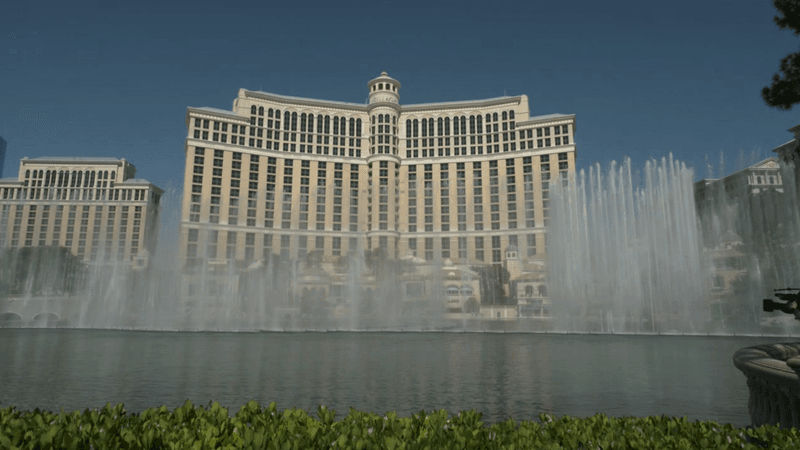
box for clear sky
[2,0,798,191]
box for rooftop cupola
[367,72,401,110]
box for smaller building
[0,157,164,264]
[771,123,800,197]
[703,230,747,318]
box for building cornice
[241,90,368,113]
[401,96,524,113]
[186,107,249,128]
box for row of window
[185,230,542,262]
[24,169,117,188]
[194,115,570,144]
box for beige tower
[366,72,402,257]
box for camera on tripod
[763,288,800,321]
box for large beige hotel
[180,72,576,270]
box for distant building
[179,72,578,299]
[703,230,747,318]
[0,157,163,265]
[771,123,800,197]
[0,136,6,178]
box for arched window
[477,115,483,133]
[57,171,64,187]
[437,118,443,136]
[333,117,339,135]
[493,112,498,122]
[371,115,375,124]
[300,113,306,132]
[509,110,515,120]
[84,171,91,187]
[413,119,418,137]
[406,120,412,138]
[324,116,330,133]
[25,170,30,179]
[308,114,315,133]
[384,114,390,124]
[485,113,491,123]
[356,118,362,136]
[470,116,475,134]
[90,171,96,187]
[421,119,427,137]
[453,117,459,135]
[75,171,82,187]
[291,112,297,131]
[502,111,508,121]
[251,105,257,114]
[525,285,534,297]
[258,106,264,116]
[538,285,548,297]
[444,117,450,135]
[446,285,459,296]
[428,119,434,137]
[71,171,78,187]
[283,111,290,130]
[393,85,396,92]
[349,118,355,136]
[268,108,274,118]
[111,171,116,180]
[379,83,383,90]
[460,116,466,135]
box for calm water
[0,329,789,428]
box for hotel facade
[180,72,576,271]
[0,157,164,265]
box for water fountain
[1,154,799,334]
[548,153,800,335]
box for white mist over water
[548,153,800,334]
[2,153,800,334]
[548,155,708,333]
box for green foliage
[763,0,800,110]
[1,401,797,449]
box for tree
[0,246,84,295]
[762,0,800,110]
[471,264,513,305]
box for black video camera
[763,288,800,321]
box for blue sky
[2,0,798,192]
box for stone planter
[733,342,800,429]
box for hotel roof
[23,157,126,163]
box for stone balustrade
[733,341,800,429]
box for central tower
[365,72,402,257]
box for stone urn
[733,342,800,429]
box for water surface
[0,329,783,428]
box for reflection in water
[0,329,765,429]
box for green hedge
[0,400,796,449]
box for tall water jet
[548,155,708,333]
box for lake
[0,328,790,429]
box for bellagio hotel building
[180,72,575,268]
